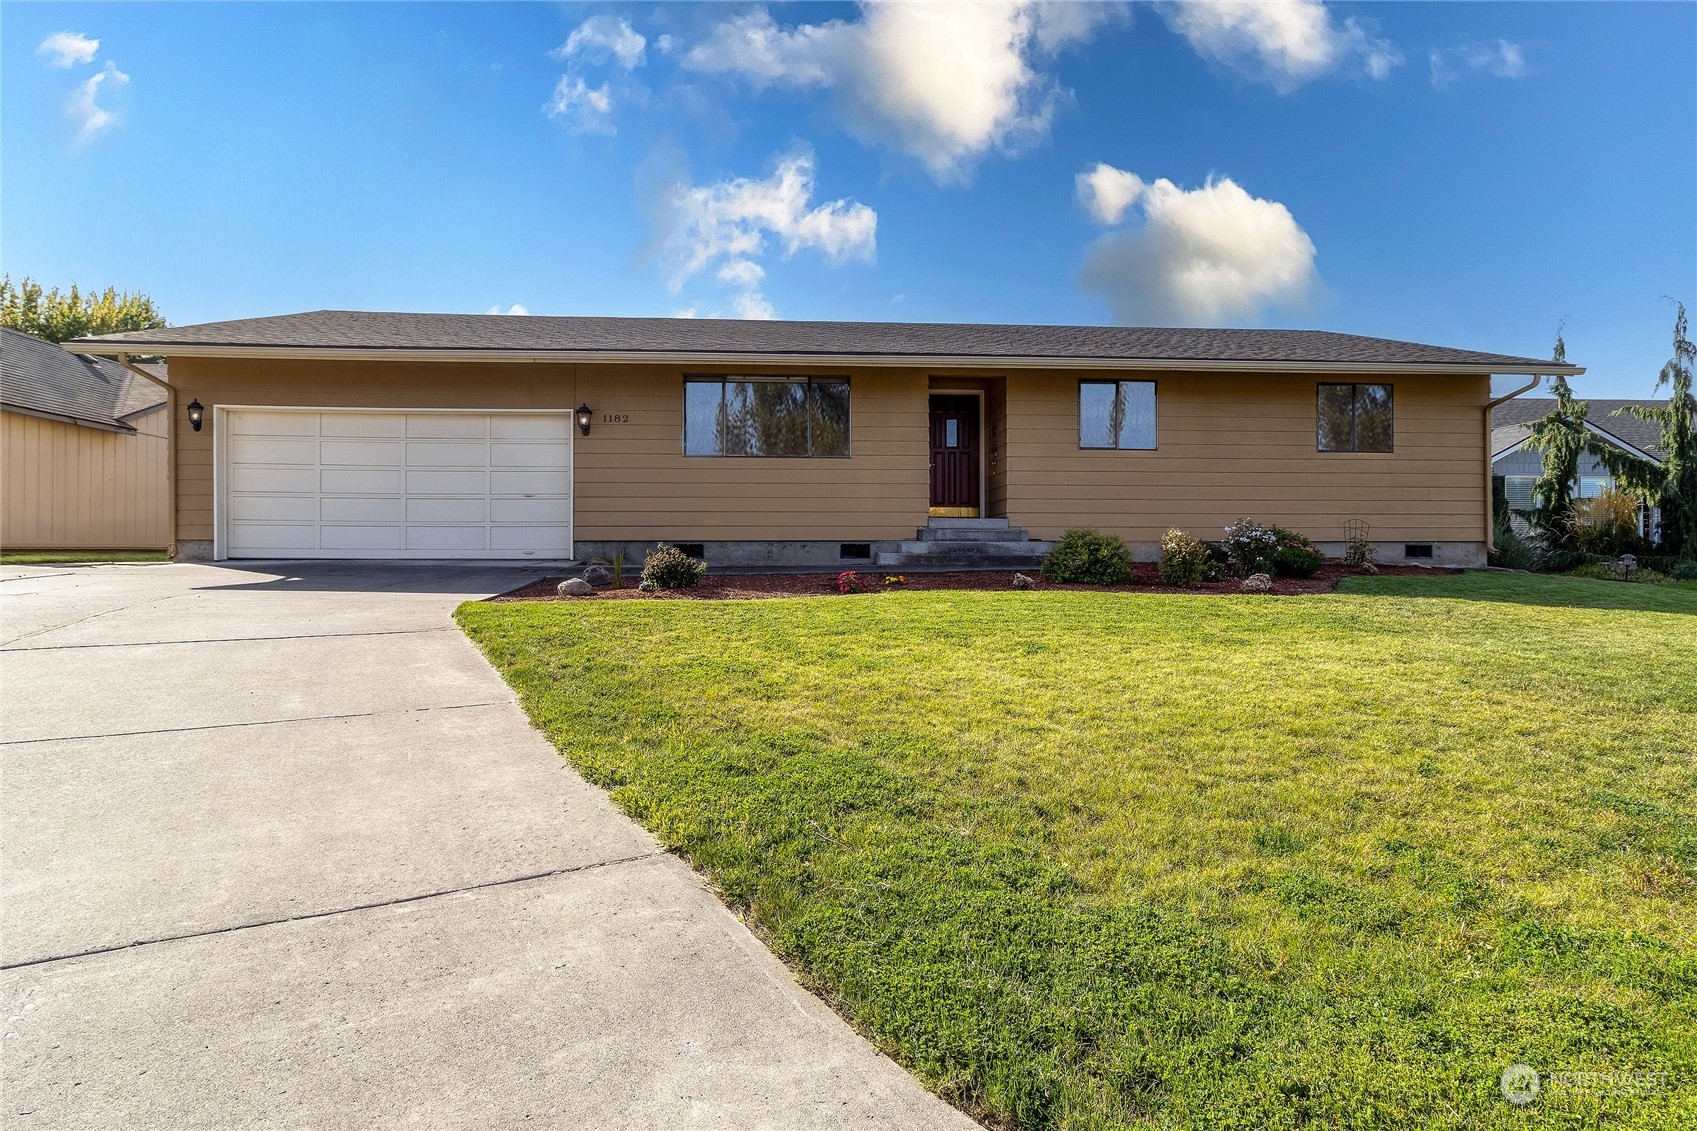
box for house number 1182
[600,413,630,423]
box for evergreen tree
[1596,302,1697,559]
[1525,329,1600,553]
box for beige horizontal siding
[165,358,1488,549]
[2,407,169,550]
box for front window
[1317,383,1393,452]
[684,376,850,457]
[1079,380,1157,449]
[1578,475,1610,498]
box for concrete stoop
[874,518,1052,570]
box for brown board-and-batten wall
[2,406,170,550]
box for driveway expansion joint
[1,850,667,973]
[0,700,515,746]
[0,626,452,652]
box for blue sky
[3,1,1693,396]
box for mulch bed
[490,562,1459,602]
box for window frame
[1316,382,1395,454]
[1078,379,1159,451]
[682,374,852,459]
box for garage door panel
[406,441,488,468]
[406,526,487,551]
[490,526,572,552]
[491,443,570,469]
[320,440,403,466]
[321,526,406,551]
[492,471,569,496]
[322,469,406,495]
[229,496,318,522]
[406,415,487,439]
[228,524,319,550]
[407,498,486,523]
[406,470,486,495]
[231,467,316,494]
[490,498,568,522]
[231,438,318,465]
[321,497,405,523]
[320,414,405,438]
[231,412,316,437]
[492,416,572,440]
[223,410,569,560]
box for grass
[457,572,1696,1129]
[0,549,168,565]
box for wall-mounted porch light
[575,404,593,436]
[187,399,205,432]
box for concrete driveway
[0,561,973,1130]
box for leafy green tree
[0,275,166,343]
[1525,329,1601,553]
[1595,302,1697,559]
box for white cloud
[663,151,876,320]
[1158,0,1401,92]
[545,75,615,134]
[1429,39,1528,88]
[683,2,1121,183]
[484,304,530,316]
[1077,167,1318,326]
[1076,163,1148,226]
[553,15,646,70]
[67,61,128,143]
[37,31,99,68]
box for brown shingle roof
[1492,396,1676,461]
[0,328,166,432]
[71,310,1581,373]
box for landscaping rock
[557,577,595,597]
[1012,573,1036,590]
[1241,572,1274,593]
[582,564,614,587]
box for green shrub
[641,543,707,589]
[1040,528,1135,585]
[1674,559,1697,581]
[1157,528,1209,587]
[1269,526,1323,579]
[1489,515,1538,570]
[1221,518,1280,575]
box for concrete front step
[895,540,1053,556]
[925,517,1012,530]
[917,527,1033,542]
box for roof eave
[0,401,137,433]
[60,340,1586,376]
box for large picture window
[1079,380,1157,449]
[684,376,850,457]
[1317,383,1393,452]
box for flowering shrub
[1041,528,1135,584]
[883,574,907,588]
[1222,518,1281,575]
[1157,528,1209,587]
[640,543,706,589]
[1271,530,1323,578]
[837,570,868,594]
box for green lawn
[458,572,1696,1130]
[0,550,168,565]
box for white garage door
[221,409,572,559]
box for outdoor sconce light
[187,399,205,432]
[575,404,593,436]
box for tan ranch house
[69,311,1581,569]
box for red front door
[929,395,980,514]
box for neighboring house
[70,311,1582,568]
[1,327,170,552]
[1491,396,1669,537]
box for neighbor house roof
[69,310,1584,376]
[0,327,167,433]
[1491,396,1674,464]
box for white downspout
[1483,374,1544,555]
[113,354,177,561]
